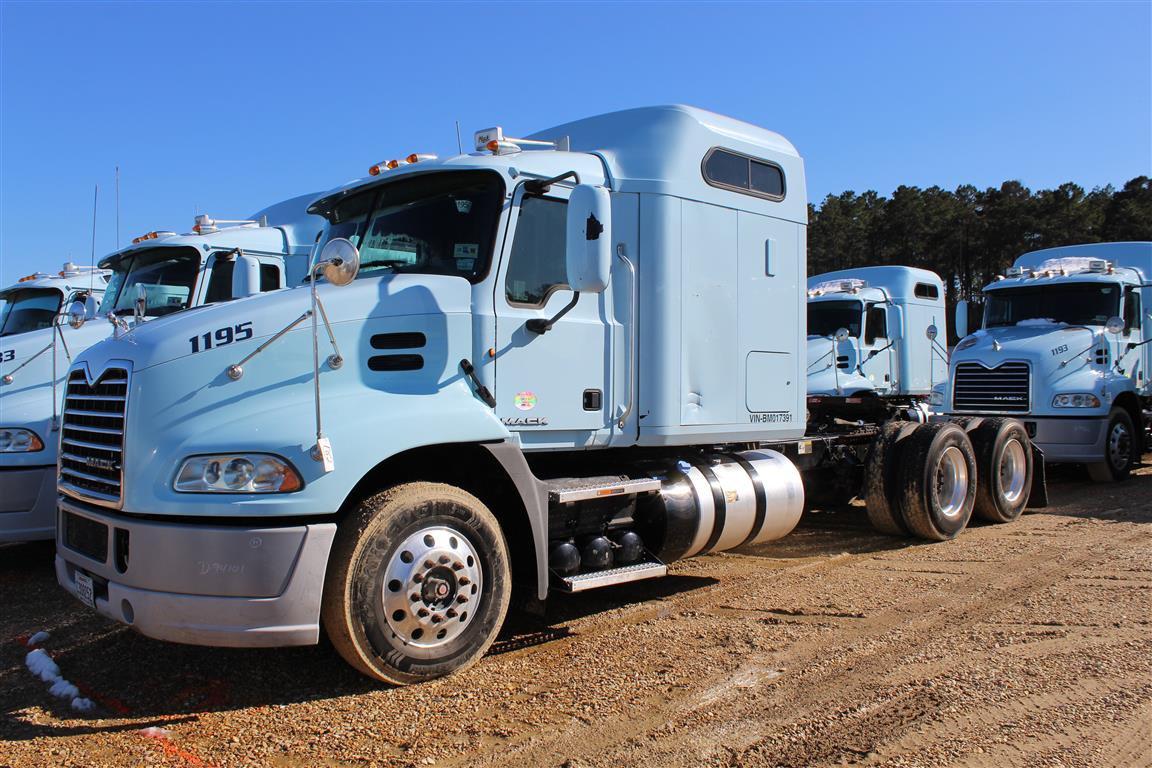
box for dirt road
[2,459,1150,768]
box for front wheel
[1086,408,1135,482]
[322,482,511,685]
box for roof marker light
[406,153,437,164]
[131,230,177,244]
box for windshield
[99,247,201,318]
[808,299,863,338]
[320,171,504,283]
[984,283,1120,328]
[0,288,62,336]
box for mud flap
[1026,443,1048,509]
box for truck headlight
[928,389,946,406]
[1051,393,1101,408]
[174,454,303,493]
[0,428,44,452]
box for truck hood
[75,274,475,376]
[0,322,112,402]
[951,322,1107,389]
[805,335,873,395]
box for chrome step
[549,478,661,505]
[555,560,668,593]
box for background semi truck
[806,266,948,409]
[53,106,1036,685]
[945,242,1151,481]
[0,264,110,340]
[0,196,322,542]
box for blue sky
[1,1,1149,285]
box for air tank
[636,449,804,563]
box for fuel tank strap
[731,454,768,547]
[694,460,728,555]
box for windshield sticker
[454,243,478,271]
[514,391,537,411]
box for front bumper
[1018,415,1107,464]
[0,466,57,542]
[55,497,336,647]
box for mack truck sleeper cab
[0,196,322,542]
[946,242,1151,481]
[54,106,1036,685]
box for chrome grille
[59,368,128,506]
[953,361,1030,413]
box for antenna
[89,184,98,292]
[455,120,463,155]
[115,166,120,248]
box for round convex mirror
[318,238,360,287]
[67,299,87,329]
[926,324,939,341]
[1104,316,1125,335]
[834,327,851,343]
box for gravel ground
[2,457,1149,768]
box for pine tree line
[808,176,1152,303]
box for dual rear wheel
[866,418,1031,541]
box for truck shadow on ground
[0,565,719,734]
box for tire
[1086,408,1135,482]
[898,422,977,541]
[863,421,917,536]
[322,482,511,685]
[970,418,1032,523]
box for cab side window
[204,259,235,303]
[865,304,888,344]
[1124,288,1142,334]
[260,263,282,291]
[505,196,568,307]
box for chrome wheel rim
[1108,421,1132,471]
[999,438,1027,504]
[936,445,969,519]
[381,526,483,659]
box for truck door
[863,303,894,393]
[492,185,613,446]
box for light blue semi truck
[806,266,948,408]
[945,242,1151,482]
[53,106,1037,684]
[0,197,322,542]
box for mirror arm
[524,170,580,195]
[526,292,580,335]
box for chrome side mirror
[317,238,360,287]
[834,327,851,343]
[134,283,148,322]
[1105,316,1125,335]
[67,299,87,329]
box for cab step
[554,559,668,593]
[548,477,662,505]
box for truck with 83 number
[54,106,1038,684]
[0,197,321,542]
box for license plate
[75,570,95,609]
